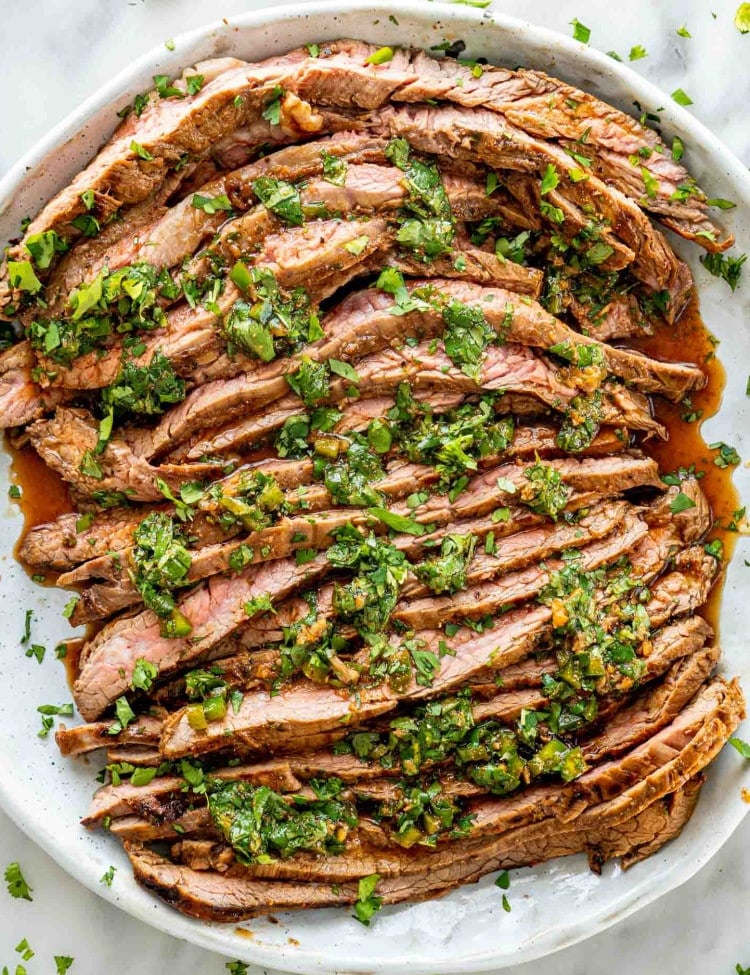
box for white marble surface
[1,0,749,972]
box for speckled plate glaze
[0,3,748,972]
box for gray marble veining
[1,0,749,972]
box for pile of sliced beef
[2,39,743,924]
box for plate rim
[0,2,748,972]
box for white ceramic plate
[0,3,748,972]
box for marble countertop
[1,0,749,972]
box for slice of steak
[177,341,660,462]
[584,775,704,872]
[365,103,694,314]
[0,342,67,429]
[644,546,718,621]
[19,505,168,571]
[39,213,532,390]
[20,413,627,574]
[27,408,222,502]
[61,485,534,620]
[121,679,742,916]
[43,132,392,314]
[67,449,661,629]
[147,277,686,461]
[290,40,729,252]
[582,637,720,764]
[183,161,532,285]
[55,714,165,758]
[0,46,335,306]
[58,420,599,588]
[158,601,554,760]
[568,292,648,343]
[158,508,673,759]
[167,771,704,877]
[74,553,332,720]
[392,509,647,631]
[68,554,717,783]
[41,158,219,316]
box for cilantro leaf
[4,861,33,900]
[570,18,591,43]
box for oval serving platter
[0,3,748,972]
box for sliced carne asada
[65,491,633,624]
[365,105,694,309]
[6,36,741,925]
[0,47,339,305]
[27,407,222,502]
[33,216,535,392]
[173,347,660,463]
[70,449,663,686]
[121,679,742,916]
[19,416,628,575]
[42,132,394,311]
[69,559,716,775]
[289,40,729,252]
[0,341,67,429]
[155,511,679,760]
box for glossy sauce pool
[5,294,741,686]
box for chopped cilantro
[700,251,746,291]
[570,18,591,43]
[671,88,693,106]
[7,260,42,294]
[186,74,205,95]
[25,229,68,269]
[108,696,136,735]
[131,657,158,692]
[252,176,304,225]
[191,193,233,215]
[153,73,182,98]
[441,299,496,380]
[129,140,153,160]
[343,234,370,256]
[367,507,425,536]
[4,861,33,900]
[670,491,697,514]
[320,149,348,186]
[540,164,560,195]
[262,85,284,125]
[102,353,186,417]
[729,737,750,758]
[15,939,34,961]
[365,47,394,65]
[100,865,116,886]
[353,873,383,924]
[709,441,741,468]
